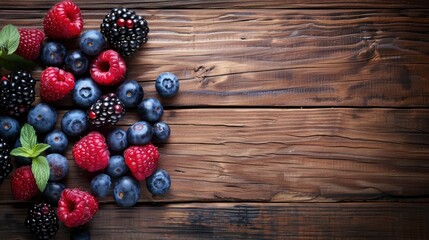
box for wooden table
[1,0,429,239]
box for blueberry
[127,121,153,145]
[153,121,171,143]
[106,155,129,178]
[106,128,128,152]
[137,98,164,123]
[116,80,144,108]
[43,181,65,206]
[65,50,89,76]
[73,77,102,108]
[146,169,171,196]
[0,116,20,142]
[113,176,141,207]
[90,173,112,198]
[61,109,88,137]
[27,103,57,134]
[47,153,69,181]
[14,139,32,166]
[71,226,91,240]
[41,41,67,67]
[44,130,68,154]
[155,72,179,98]
[79,30,106,56]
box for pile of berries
[0,0,180,239]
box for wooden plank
[1,202,428,239]
[1,9,429,107]
[1,108,428,203]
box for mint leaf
[0,24,19,55]
[30,143,50,158]
[0,53,37,71]
[32,156,50,192]
[10,147,33,158]
[20,123,37,149]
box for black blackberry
[25,202,59,240]
[100,8,149,56]
[0,138,12,184]
[0,70,36,118]
[88,93,125,127]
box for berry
[155,72,179,98]
[0,116,20,142]
[0,138,12,184]
[65,50,89,76]
[11,165,38,200]
[71,227,91,240]
[16,28,45,61]
[72,131,109,172]
[43,0,83,39]
[124,144,160,181]
[57,188,99,228]
[41,42,67,67]
[25,202,59,240]
[137,98,164,123]
[90,50,126,85]
[43,181,66,206]
[146,169,171,196]
[113,176,141,207]
[100,8,149,56]
[90,173,112,198]
[79,30,105,56]
[47,153,69,181]
[116,80,144,108]
[13,139,32,166]
[44,130,68,154]
[40,67,75,102]
[106,128,128,152]
[153,121,171,143]
[106,155,129,178]
[72,77,102,108]
[88,93,125,128]
[127,121,153,145]
[61,109,88,137]
[27,103,57,134]
[0,70,36,118]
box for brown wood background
[1,0,429,239]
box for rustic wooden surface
[1,0,429,239]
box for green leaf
[32,156,50,192]
[0,53,37,71]
[20,123,37,149]
[10,147,33,158]
[0,24,20,55]
[30,143,50,158]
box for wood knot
[193,65,216,88]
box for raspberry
[43,0,83,39]
[40,67,75,102]
[25,202,59,239]
[11,166,38,200]
[16,28,45,61]
[72,132,110,172]
[57,188,99,228]
[124,144,160,181]
[90,50,126,85]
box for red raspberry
[72,132,110,172]
[11,166,38,200]
[124,144,160,181]
[43,0,83,39]
[57,188,98,228]
[40,67,75,102]
[16,28,45,61]
[90,50,126,85]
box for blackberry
[0,138,12,184]
[0,70,36,118]
[100,8,149,56]
[88,93,125,127]
[25,202,59,240]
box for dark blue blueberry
[61,110,88,137]
[73,77,102,108]
[155,72,179,98]
[90,173,112,198]
[44,130,68,154]
[41,41,67,67]
[71,226,91,240]
[116,80,144,108]
[14,139,32,166]
[0,116,20,142]
[47,153,69,181]
[153,121,170,143]
[27,103,57,134]
[106,128,128,152]
[127,121,153,145]
[65,50,89,76]
[113,176,141,207]
[137,98,164,123]
[79,30,106,56]
[106,155,129,178]
[43,181,65,206]
[146,169,171,196]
